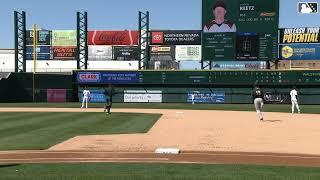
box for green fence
[0,73,73,103]
[1,72,320,104]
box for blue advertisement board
[26,46,51,60]
[78,90,107,103]
[187,91,225,104]
[280,44,320,60]
[26,53,51,60]
[77,72,139,84]
[211,61,267,69]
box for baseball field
[1,103,320,180]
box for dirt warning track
[1,151,320,167]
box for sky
[0,0,320,48]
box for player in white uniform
[191,93,195,105]
[203,1,237,33]
[81,87,91,109]
[290,87,301,114]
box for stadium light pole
[14,11,26,72]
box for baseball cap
[213,1,227,10]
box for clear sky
[0,0,320,48]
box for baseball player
[191,93,195,105]
[252,84,264,121]
[103,84,115,114]
[290,87,301,114]
[81,86,91,109]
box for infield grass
[1,163,320,180]
[0,103,319,114]
[0,112,161,150]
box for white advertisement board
[124,90,162,103]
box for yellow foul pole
[33,24,38,73]
[32,24,38,102]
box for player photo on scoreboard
[203,0,237,33]
[236,32,259,60]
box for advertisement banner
[113,46,139,60]
[26,46,51,54]
[88,45,112,61]
[26,46,51,60]
[26,30,51,45]
[26,53,51,60]
[211,61,267,69]
[151,30,201,45]
[77,71,139,84]
[52,46,77,60]
[264,92,291,104]
[175,45,201,61]
[47,89,66,102]
[280,44,320,60]
[279,27,320,44]
[124,90,162,103]
[78,89,107,103]
[52,30,77,46]
[187,91,225,103]
[150,46,175,61]
[88,30,139,45]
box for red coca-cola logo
[88,31,138,45]
[98,32,127,44]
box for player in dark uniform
[252,84,264,121]
[104,84,115,114]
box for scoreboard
[202,0,279,61]
[75,70,320,86]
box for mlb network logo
[298,2,318,13]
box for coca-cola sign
[88,30,139,45]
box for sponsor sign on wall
[187,91,225,103]
[280,44,320,60]
[47,89,67,102]
[151,30,201,45]
[113,46,139,60]
[211,61,267,69]
[88,30,139,45]
[26,46,51,60]
[279,27,320,44]
[264,92,291,104]
[175,45,201,61]
[124,90,162,103]
[26,30,51,45]
[88,46,113,60]
[78,89,107,103]
[77,72,139,84]
[150,46,175,61]
[52,30,77,46]
[52,46,77,60]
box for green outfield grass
[0,103,319,114]
[0,112,161,150]
[1,163,320,180]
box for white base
[155,148,180,154]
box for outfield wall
[1,72,320,104]
[80,86,320,105]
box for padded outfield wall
[74,70,320,105]
[1,71,320,104]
